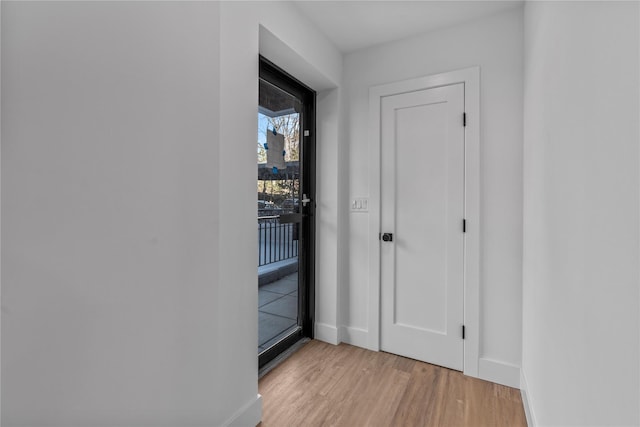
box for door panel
[258,57,315,370]
[380,83,464,370]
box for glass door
[257,57,315,369]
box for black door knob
[382,233,393,242]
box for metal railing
[258,215,298,267]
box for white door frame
[367,67,480,377]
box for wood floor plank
[331,365,410,427]
[390,362,444,426]
[258,340,526,427]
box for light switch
[351,197,369,212]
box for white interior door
[380,83,465,370]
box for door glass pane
[257,78,302,355]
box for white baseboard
[315,322,339,345]
[339,326,368,348]
[222,394,262,427]
[478,358,520,389]
[520,370,537,427]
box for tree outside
[257,112,300,209]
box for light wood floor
[258,340,527,427]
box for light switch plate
[351,197,369,212]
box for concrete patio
[258,272,298,353]
[257,231,299,353]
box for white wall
[1,2,232,425]
[522,1,639,425]
[1,1,343,425]
[342,7,524,384]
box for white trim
[520,370,537,427]
[478,358,520,389]
[368,67,481,376]
[367,82,382,352]
[315,322,340,345]
[339,326,368,348]
[222,394,262,427]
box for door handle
[381,233,393,242]
[302,193,312,207]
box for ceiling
[292,1,523,53]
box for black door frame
[258,56,316,369]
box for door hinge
[463,219,466,233]
[462,325,466,339]
[304,129,310,137]
[463,112,467,127]
[379,232,381,241]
